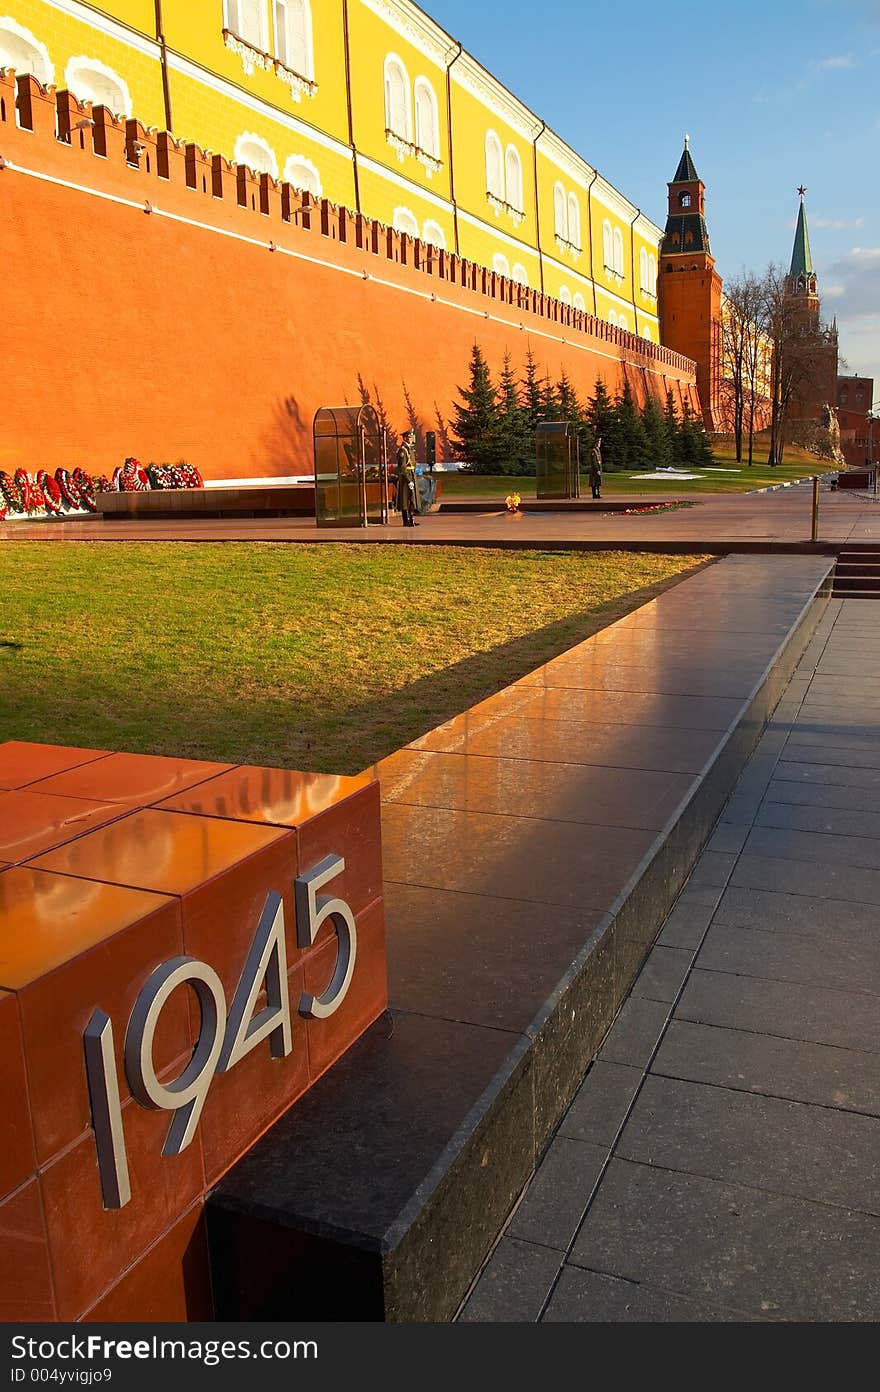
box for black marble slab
[207,556,834,1321]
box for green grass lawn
[438,444,833,499]
[0,543,707,775]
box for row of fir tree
[450,344,714,476]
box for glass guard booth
[535,421,580,500]
[313,405,389,528]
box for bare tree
[761,263,836,466]
[721,271,769,464]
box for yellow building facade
[1,0,662,339]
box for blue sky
[431,0,880,394]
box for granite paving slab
[507,1138,607,1250]
[616,1074,880,1214]
[542,1265,743,1322]
[653,1018,880,1115]
[569,1159,880,1321]
[558,1062,643,1147]
[677,968,880,1052]
[697,921,880,996]
[458,1239,561,1323]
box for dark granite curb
[206,561,834,1321]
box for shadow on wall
[260,395,312,475]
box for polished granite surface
[210,555,835,1319]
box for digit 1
[124,957,227,1156]
[295,854,358,1019]
[83,1009,131,1210]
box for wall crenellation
[1,68,695,379]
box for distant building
[837,375,878,469]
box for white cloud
[824,247,880,382]
[813,54,855,69]
[813,215,865,230]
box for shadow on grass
[0,563,709,776]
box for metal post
[811,476,819,543]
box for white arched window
[65,57,131,117]
[558,285,572,305]
[413,76,439,158]
[618,312,628,332]
[505,145,523,212]
[567,193,580,249]
[283,153,321,196]
[0,18,54,85]
[613,226,624,277]
[234,132,278,177]
[553,183,567,240]
[485,130,503,198]
[648,253,657,294]
[492,252,510,278]
[602,219,613,270]
[642,323,653,342]
[573,292,586,312]
[511,263,529,286]
[273,0,313,78]
[639,247,649,292]
[422,218,446,248]
[384,54,411,141]
[393,206,419,238]
[608,309,618,327]
[226,0,268,48]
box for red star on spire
[797,185,807,198]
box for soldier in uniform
[395,432,418,526]
[589,437,603,499]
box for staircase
[833,547,880,599]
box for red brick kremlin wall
[0,73,699,482]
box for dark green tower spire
[789,188,814,278]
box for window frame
[413,75,440,159]
[384,53,412,143]
[225,0,269,50]
[504,144,523,215]
[485,129,504,200]
[273,0,314,79]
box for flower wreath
[72,468,97,513]
[37,470,64,516]
[180,463,203,489]
[0,471,24,514]
[55,468,82,511]
[14,469,36,513]
[120,458,150,492]
[168,466,188,489]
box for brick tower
[784,188,839,432]
[658,137,723,430]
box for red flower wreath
[14,469,36,513]
[72,468,97,513]
[55,468,83,510]
[0,471,24,514]
[37,470,63,516]
[180,463,203,488]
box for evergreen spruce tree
[678,400,714,466]
[521,348,546,435]
[496,351,532,475]
[540,373,562,422]
[555,370,590,471]
[615,379,650,469]
[663,391,681,466]
[587,378,620,468]
[640,393,671,470]
[451,343,501,473]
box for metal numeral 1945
[83,854,357,1209]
